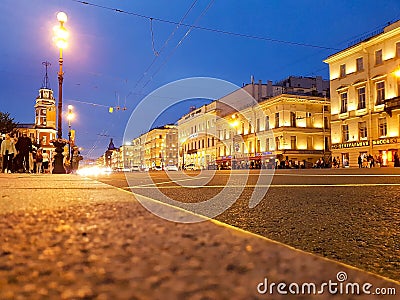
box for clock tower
[34,61,57,147]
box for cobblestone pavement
[0,174,398,299]
[96,169,400,282]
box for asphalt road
[91,168,400,281]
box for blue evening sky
[0,0,399,158]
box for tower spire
[42,61,51,89]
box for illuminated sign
[331,141,369,149]
[372,137,398,145]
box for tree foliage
[0,112,18,134]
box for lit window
[340,92,348,113]
[359,122,367,139]
[356,57,364,72]
[375,49,383,65]
[342,125,349,142]
[275,112,280,128]
[357,87,366,109]
[290,112,296,127]
[378,118,387,137]
[290,136,297,149]
[340,64,346,78]
[376,81,385,105]
[265,116,270,130]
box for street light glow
[57,12,68,23]
[394,68,400,78]
[53,25,69,49]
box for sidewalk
[0,174,398,299]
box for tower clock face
[43,91,49,98]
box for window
[340,92,348,113]
[324,116,329,129]
[265,116,270,131]
[256,140,261,153]
[375,49,383,65]
[378,118,387,137]
[307,136,312,149]
[275,137,280,150]
[357,87,366,109]
[290,112,296,127]
[397,42,400,57]
[376,81,385,105]
[356,57,364,72]
[340,64,346,78]
[275,112,280,128]
[359,121,368,139]
[342,124,349,142]
[266,138,270,151]
[290,136,297,149]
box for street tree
[0,112,18,134]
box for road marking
[134,176,210,187]
[126,183,400,189]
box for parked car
[131,166,140,172]
[165,164,178,171]
[184,164,197,171]
[153,166,163,171]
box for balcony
[384,96,400,117]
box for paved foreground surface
[0,174,399,299]
[95,169,400,282]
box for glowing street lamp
[229,115,240,169]
[52,11,69,174]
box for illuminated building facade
[324,20,400,167]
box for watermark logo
[124,77,275,223]
[257,271,397,296]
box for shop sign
[331,141,369,149]
[372,137,398,145]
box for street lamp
[229,116,240,169]
[52,11,69,174]
[67,104,74,161]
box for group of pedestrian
[358,154,380,168]
[332,156,341,168]
[0,132,81,174]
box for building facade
[216,94,330,169]
[324,20,400,167]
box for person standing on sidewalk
[0,134,17,173]
[36,148,43,174]
[71,146,82,174]
[15,133,32,173]
[42,150,50,173]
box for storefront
[332,138,400,167]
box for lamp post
[52,11,69,174]
[67,104,74,161]
[230,116,239,169]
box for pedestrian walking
[358,155,362,168]
[15,133,32,172]
[0,134,17,173]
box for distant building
[15,63,57,155]
[177,77,330,170]
[324,20,400,167]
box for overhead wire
[142,0,215,89]
[69,0,340,51]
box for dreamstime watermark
[257,271,397,296]
[124,77,275,223]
